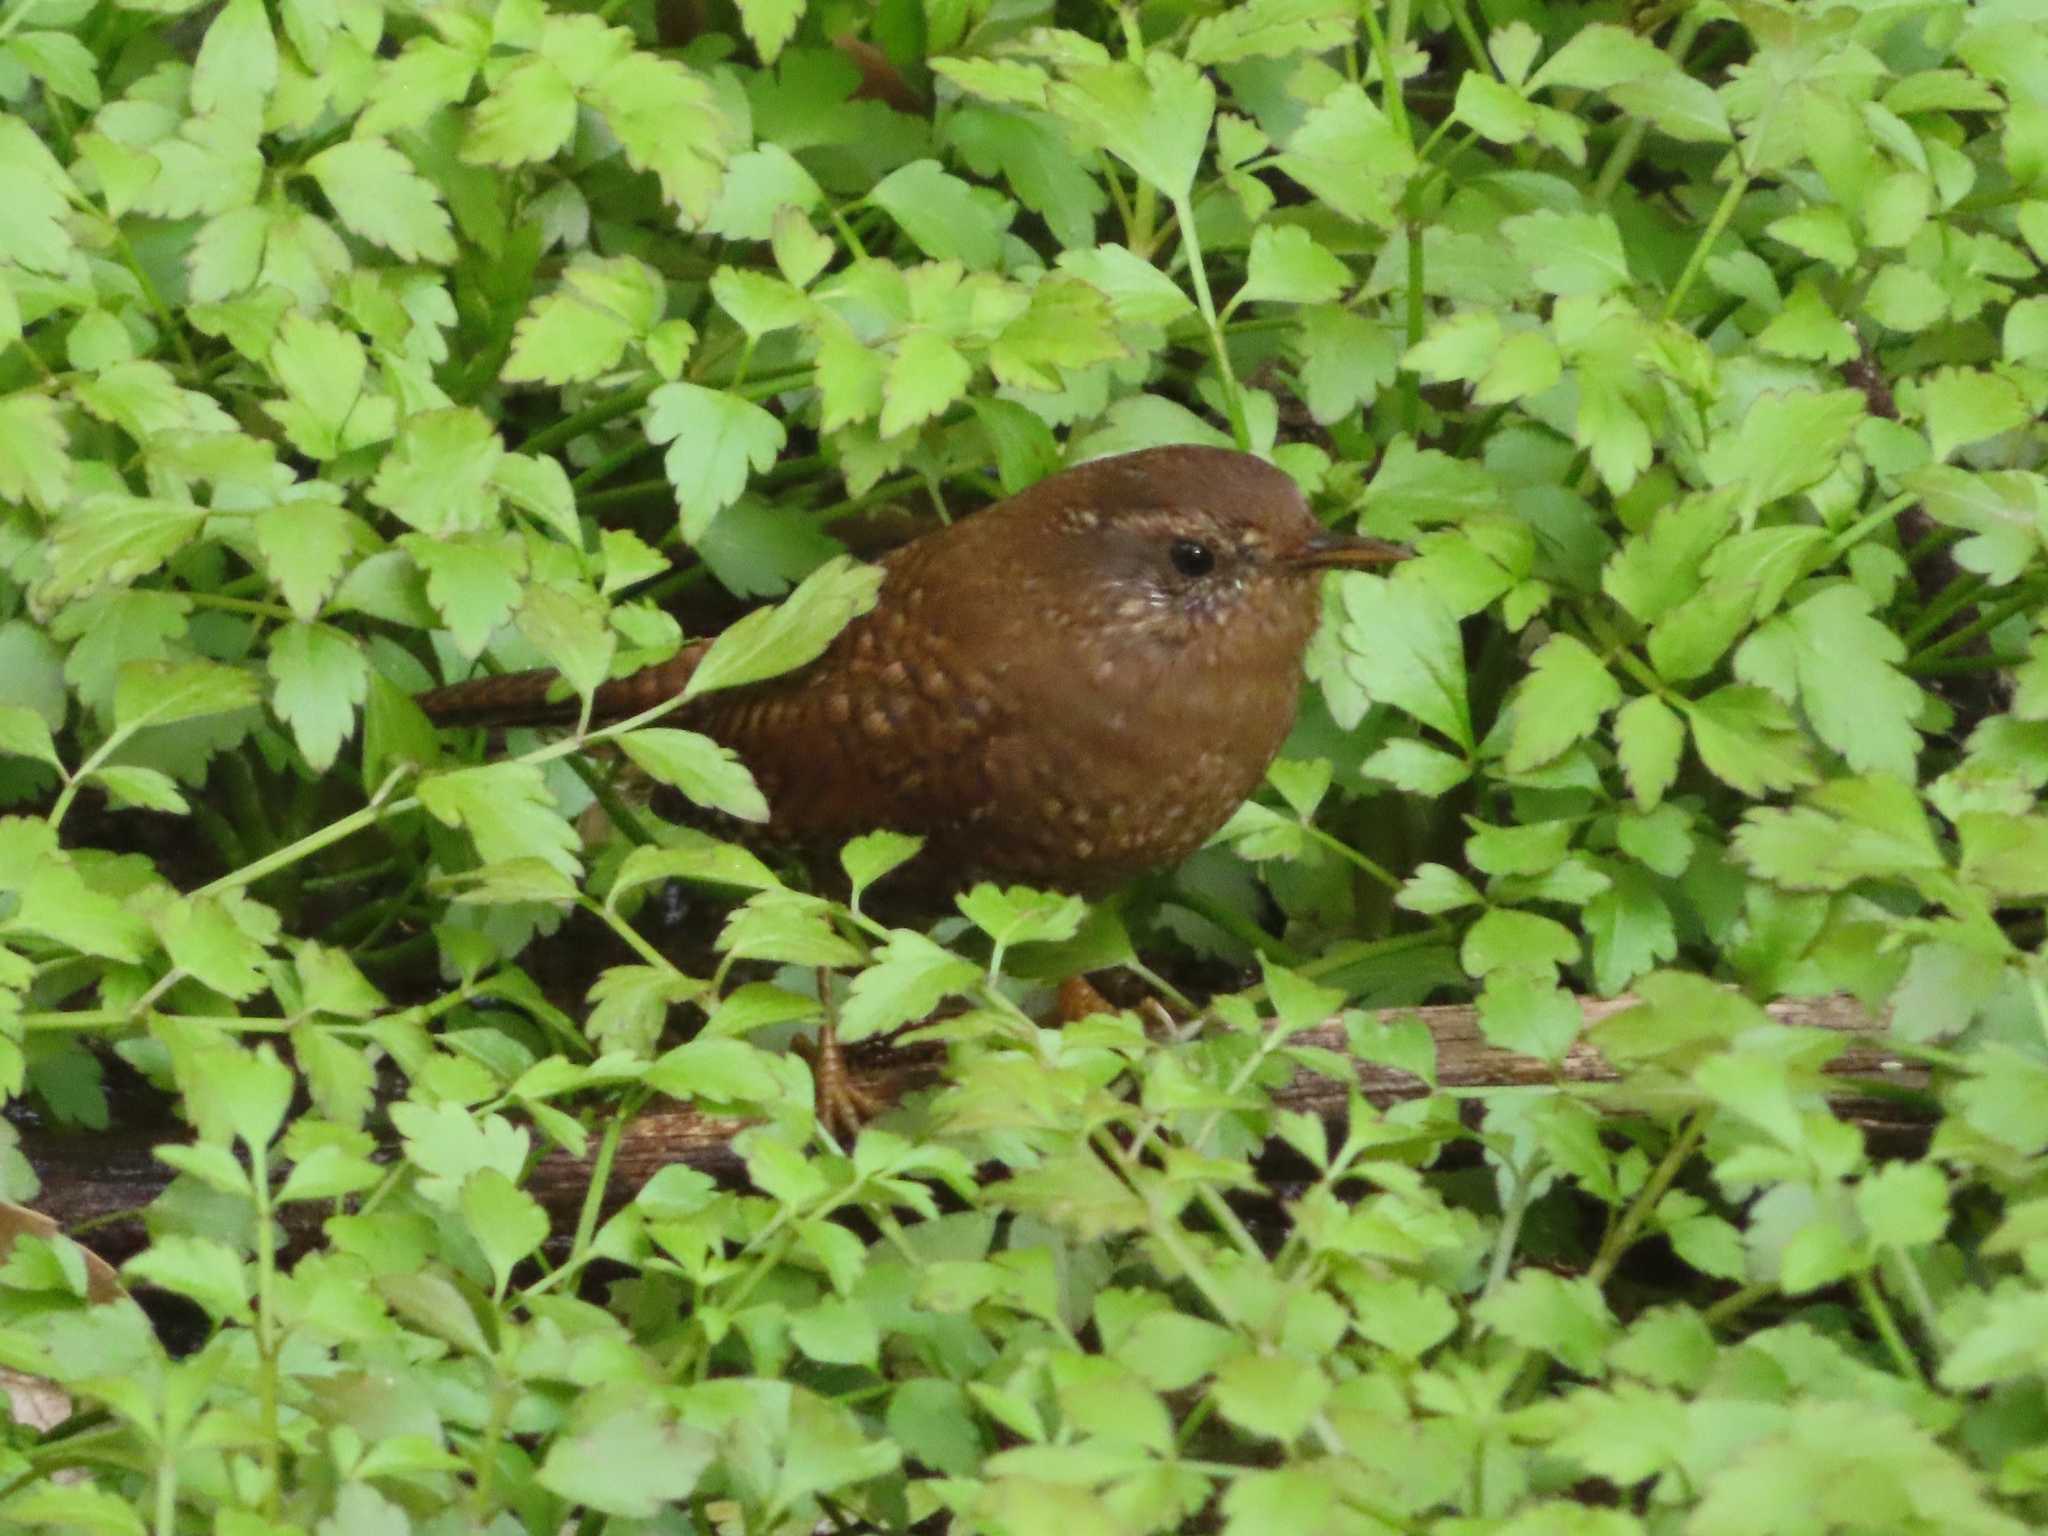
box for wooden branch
[18,992,1926,1254]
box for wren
[417,444,1407,1128]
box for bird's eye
[1169,538,1216,578]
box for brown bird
[417,444,1407,1128]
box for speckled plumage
[417,444,1406,895]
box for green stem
[1484,1156,1541,1298]
[1700,1281,1775,1330]
[249,1137,282,1517]
[1907,584,2044,668]
[1357,0,1410,146]
[1662,172,1751,322]
[1825,491,1917,559]
[1854,1269,1926,1384]
[564,752,653,846]
[1902,573,1988,647]
[1167,884,1301,965]
[1299,822,1404,893]
[1400,215,1426,437]
[519,382,659,458]
[194,766,415,899]
[579,895,685,976]
[1591,10,1707,204]
[1588,1110,1708,1287]
[1171,195,1249,446]
[1910,650,2033,678]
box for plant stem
[1662,172,1751,322]
[1171,195,1249,446]
[1588,1109,1708,1287]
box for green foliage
[1,0,2047,1530]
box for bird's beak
[1289,529,1411,571]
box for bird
[417,443,1408,1130]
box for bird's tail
[416,650,703,730]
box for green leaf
[611,833,782,901]
[838,931,982,1043]
[537,1397,716,1516]
[1295,306,1398,424]
[515,583,615,703]
[711,267,814,340]
[880,329,972,439]
[38,495,206,607]
[1475,1270,1615,1374]
[947,107,1108,251]
[1236,225,1350,307]
[841,831,925,906]
[378,1270,492,1354]
[113,660,260,734]
[719,890,865,968]
[1613,71,1731,142]
[157,897,279,1009]
[0,391,71,511]
[417,761,581,880]
[0,705,60,770]
[1683,686,1817,797]
[1584,866,1678,994]
[253,500,359,620]
[773,204,834,287]
[461,1168,549,1293]
[268,622,367,772]
[684,555,882,700]
[1702,389,1866,520]
[1733,775,1943,892]
[735,0,804,63]
[1614,694,1685,809]
[1187,0,1354,63]
[304,138,456,265]
[590,52,733,225]
[122,1234,250,1322]
[646,382,787,542]
[1334,575,1471,749]
[1209,1350,1329,1442]
[1733,584,1921,779]
[8,29,100,110]
[708,143,824,241]
[1856,1162,1948,1249]
[1505,634,1622,772]
[191,0,276,120]
[1049,54,1214,202]
[957,884,1086,953]
[1396,862,1483,915]
[1454,73,1538,146]
[616,728,769,822]
[1917,366,2030,463]
[1274,83,1413,227]
[503,254,665,385]
[401,533,526,658]
[465,56,577,166]
[868,159,1009,269]
[971,397,1062,497]
[1957,812,2048,899]
[1461,908,1579,978]
[1477,974,1583,1060]
[1904,466,2047,586]
[1057,244,1196,327]
[367,407,505,535]
[1503,211,1631,297]
[1361,737,1470,795]
[264,313,389,461]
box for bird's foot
[795,1024,887,1143]
[1057,973,1179,1036]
